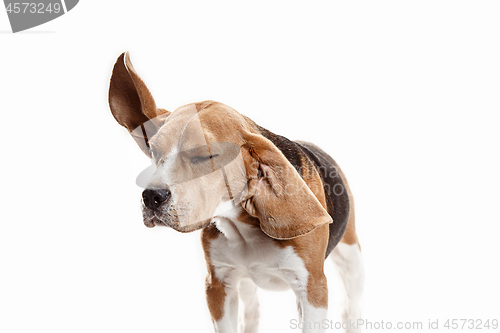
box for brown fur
[272,224,330,308]
[201,225,225,321]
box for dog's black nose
[142,188,171,209]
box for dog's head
[108,52,331,238]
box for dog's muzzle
[135,106,248,231]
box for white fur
[147,145,178,188]
[330,243,364,333]
[209,204,328,333]
[215,290,239,333]
[297,300,328,333]
[238,278,259,333]
[211,205,308,292]
[213,200,239,223]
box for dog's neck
[212,201,262,243]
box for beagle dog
[108,52,364,333]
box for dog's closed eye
[190,154,219,164]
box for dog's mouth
[143,215,168,228]
[142,206,178,228]
[142,205,210,232]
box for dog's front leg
[206,273,239,333]
[298,300,328,333]
[293,274,329,333]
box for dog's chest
[209,206,308,291]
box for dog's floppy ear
[108,52,170,157]
[241,132,332,239]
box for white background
[1,1,499,332]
